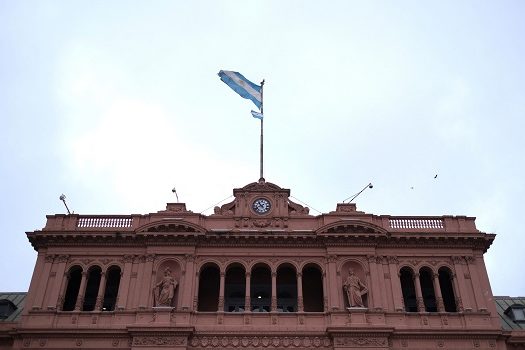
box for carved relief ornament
[335,337,387,347]
[133,336,186,346]
[189,336,331,348]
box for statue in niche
[153,267,178,307]
[343,268,368,308]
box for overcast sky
[1,1,524,297]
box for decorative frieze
[189,336,331,348]
[334,336,387,347]
[133,336,186,346]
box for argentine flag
[251,110,263,120]
[218,70,262,110]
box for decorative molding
[387,256,399,264]
[334,337,387,347]
[133,336,186,346]
[451,256,467,265]
[189,336,331,348]
[57,255,70,263]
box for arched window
[302,264,324,312]
[400,267,417,312]
[224,264,246,312]
[438,267,457,312]
[251,264,271,312]
[419,267,437,312]
[62,266,82,311]
[102,266,121,311]
[197,264,220,311]
[83,266,102,311]
[277,264,297,312]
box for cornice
[27,229,494,251]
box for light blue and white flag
[251,110,263,120]
[218,70,262,110]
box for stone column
[450,273,462,311]
[50,255,69,310]
[465,256,487,311]
[218,271,225,311]
[297,272,304,312]
[181,254,195,311]
[378,257,389,310]
[138,254,155,309]
[32,255,55,310]
[451,256,469,311]
[75,271,88,311]
[193,271,200,311]
[473,254,497,316]
[95,272,107,310]
[387,256,404,311]
[322,270,328,312]
[132,255,145,309]
[327,255,339,311]
[367,256,383,310]
[432,273,444,312]
[271,272,277,311]
[245,272,251,312]
[23,252,47,313]
[117,255,133,310]
[413,273,425,312]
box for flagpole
[260,79,265,181]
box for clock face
[252,198,271,214]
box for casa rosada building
[1,180,524,349]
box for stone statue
[343,268,368,308]
[153,267,178,307]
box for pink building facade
[1,180,524,349]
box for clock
[252,198,271,214]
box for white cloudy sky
[1,1,524,296]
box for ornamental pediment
[316,220,387,235]
[136,220,206,233]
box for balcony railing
[43,213,477,234]
[389,218,444,230]
[77,217,133,228]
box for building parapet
[41,212,479,235]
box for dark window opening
[224,265,246,312]
[102,266,121,311]
[302,265,324,312]
[277,265,297,312]
[419,268,437,312]
[82,266,102,311]
[197,265,220,311]
[0,300,17,319]
[251,265,271,312]
[438,267,457,312]
[505,304,525,323]
[62,266,82,311]
[400,267,417,312]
